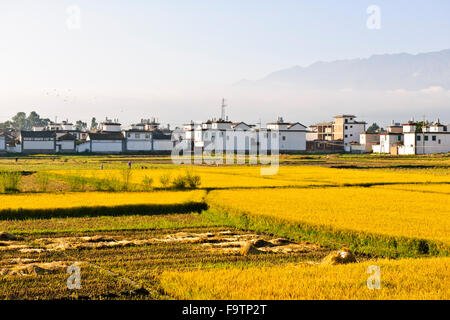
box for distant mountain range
[237,49,450,91]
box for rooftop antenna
[221,98,226,121]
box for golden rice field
[49,165,450,189]
[0,154,449,300]
[373,183,450,194]
[206,187,450,245]
[0,190,206,211]
[160,257,450,300]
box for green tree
[0,121,12,130]
[12,112,28,130]
[27,111,41,127]
[90,117,98,131]
[366,123,380,133]
[415,121,429,133]
[76,120,87,131]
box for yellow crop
[373,183,450,195]
[160,257,450,300]
[0,190,205,210]
[207,187,450,244]
[49,165,450,189]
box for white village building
[19,131,56,154]
[87,132,125,153]
[152,130,173,151]
[180,117,307,153]
[0,133,6,152]
[56,133,77,153]
[371,122,403,154]
[399,120,450,155]
[124,130,152,152]
[266,117,307,152]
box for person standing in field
[128,161,131,169]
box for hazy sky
[1,0,449,127]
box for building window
[135,134,140,139]
[398,136,401,141]
[416,135,421,141]
[350,126,353,128]
[345,126,348,130]
[145,134,150,139]
[282,136,286,141]
[424,136,429,141]
[432,136,436,141]
[345,119,348,123]
[128,133,131,138]
[344,134,348,138]
[438,139,441,144]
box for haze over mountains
[237,49,450,91]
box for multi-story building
[399,120,450,155]
[308,114,366,152]
[333,115,367,149]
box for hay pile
[321,247,357,265]
[0,261,76,276]
[240,242,262,256]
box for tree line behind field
[0,111,99,131]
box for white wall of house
[91,140,123,153]
[125,132,152,151]
[374,134,403,154]
[61,124,75,131]
[153,139,172,151]
[372,145,382,153]
[278,131,306,151]
[77,142,91,153]
[101,124,122,132]
[0,136,5,151]
[401,132,450,155]
[22,140,55,152]
[127,140,152,151]
[343,123,365,146]
[57,141,75,152]
[7,144,22,153]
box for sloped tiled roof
[88,132,124,141]
[57,133,76,141]
[20,131,56,138]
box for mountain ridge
[237,49,450,91]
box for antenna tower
[221,98,227,120]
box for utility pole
[221,98,226,121]
[422,114,425,155]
